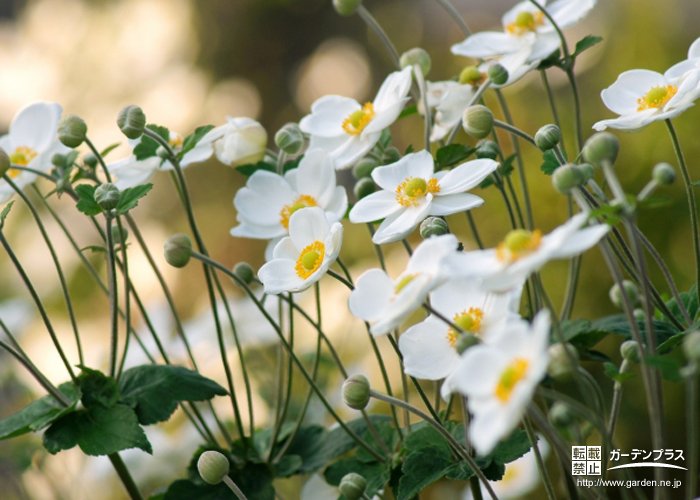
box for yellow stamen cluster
[496,229,542,263]
[169,133,184,149]
[636,85,678,111]
[447,307,484,348]
[505,10,545,35]
[494,358,529,403]
[295,240,325,279]
[342,102,375,136]
[8,146,38,179]
[395,177,440,207]
[279,195,318,230]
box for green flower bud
[420,216,449,239]
[83,154,98,169]
[339,472,367,500]
[549,401,576,427]
[274,122,304,155]
[552,163,585,194]
[383,146,401,164]
[609,280,639,309]
[633,308,645,322]
[52,153,67,168]
[197,450,230,485]
[164,233,193,268]
[0,148,10,177]
[578,163,594,182]
[117,105,147,140]
[475,140,500,160]
[57,115,88,148]
[462,105,493,140]
[652,162,675,186]
[94,183,120,211]
[342,374,370,410]
[487,63,508,85]
[352,158,377,179]
[582,132,619,167]
[333,0,361,16]
[354,178,376,200]
[620,340,642,363]
[683,330,700,363]
[547,342,579,380]
[455,332,480,354]
[534,124,561,151]
[400,47,431,77]
[233,262,255,285]
[111,224,129,245]
[459,66,485,86]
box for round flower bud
[475,140,500,160]
[354,178,376,200]
[400,47,431,77]
[582,132,619,167]
[233,262,255,285]
[578,163,594,182]
[333,0,361,16]
[339,473,367,500]
[552,164,585,194]
[156,145,169,159]
[0,148,10,177]
[111,224,129,245]
[547,342,579,380]
[620,340,642,363]
[83,154,98,169]
[164,233,193,268]
[342,374,370,410]
[57,115,88,148]
[633,308,645,322]
[94,183,121,211]
[117,105,147,140]
[459,66,485,86]
[487,63,508,85]
[197,450,230,485]
[549,401,576,427]
[534,124,561,151]
[609,280,639,309]
[652,162,676,186]
[455,332,480,354]
[52,153,67,168]
[274,122,304,155]
[683,330,700,363]
[383,146,401,164]
[462,105,493,140]
[352,158,377,179]
[420,216,449,239]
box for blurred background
[1,0,699,498]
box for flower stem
[686,366,698,500]
[523,417,556,500]
[105,215,120,378]
[108,453,143,500]
[357,6,401,68]
[433,0,471,36]
[607,358,631,438]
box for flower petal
[371,150,435,191]
[349,190,401,223]
[372,201,431,244]
[258,259,306,294]
[289,206,330,250]
[299,96,360,137]
[451,31,530,58]
[438,159,498,195]
[348,269,394,323]
[9,102,62,153]
[545,0,596,30]
[373,67,413,110]
[429,193,484,216]
[234,171,294,226]
[399,321,460,380]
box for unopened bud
[339,472,367,500]
[52,153,67,168]
[400,48,431,77]
[197,450,230,485]
[620,340,642,363]
[275,123,304,155]
[652,162,675,186]
[83,154,98,169]
[333,0,361,16]
[455,332,480,354]
[552,164,585,193]
[582,132,619,167]
[547,342,579,380]
[383,146,401,164]
[94,183,120,211]
[487,63,508,85]
[58,115,87,148]
[633,308,645,322]
[117,105,146,140]
[535,124,561,151]
[342,374,370,410]
[475,140,500,160]
[0,149,9,177]
[683,330,700,363]
[462,105,493,140]
[164,233,192,268]
[609,280,639,309]
[549,401,576,427]
[354,178,376,200]
[352,158,377,179]
[459,66,485,86]
[420,216,449,239]
[578,163,594,182]
[233,262,255,284]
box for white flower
[442,311,551,456]
[593,68,700,131]
[108,156,161,190]
[231,149,347,258]
[349,150,497,244]
[299,67,413,169]
[426,81,476,142]
[447,213,608,292]
[0,102,68,203]
[208,117,267,167]
[349,234,458,336]
[399,279,521,380]
[665,37,700,81]
[258,207,342,294]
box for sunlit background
[1,0,699,498]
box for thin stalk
[105,216,120,378]
[492,119,536,146]
[222,476,248,500]
[107,453,143,500]
[413,64,432,150]
[357,6,400,68]
[607,359,631,438]
[465,213,484,249]
[540,69,567,158]
[434,0,471,36]
[523,417,556,500]
[116,216,132,379]
[8,165,57,182]
[687,367,698,500]
[84,137,113,183]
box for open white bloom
[447,213,608,292]
[0,102,68,203]
[442,311,551,456]
[299,67,412,169]
[399,279,521,380]
[593,68,700,131]
[426,81,476,142]
[349,150,497,244]
[349,234,458,336]
[665,37,700,81]
[258,207,342,294]
[231,149,347,258]
[108,156,162,190]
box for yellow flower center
[496,229,542,263]
[169,132,184,149]
[505,11,545,35]
[459,66,487,86]
[447,307,484,348]
[8,146,38,178]
[395,177,440,207]
[279,195,318,230]
[394,273,418,294]
[494,358,529,403]
[294,240,325,279]
[342,102,375,136]
[636,85,678,111]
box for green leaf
[235,161,276,177]
[133,124,170,160]
[180,125,215,159]
[273,454,303,477]
[656,333,686,354]
[398,104,418,120]
[165,461,275,500]
[74,184,102,216]
[499,154,516,178]
[561,319,609,349]
[573,35,603,58]
[436,144,475,169]
[645,355,682,382]
[588,203,624,226]
[0,200,14,229]
[665,284,699,324]
[399,445,462,499]
[324,457,390,498]
[603,362,634,382]
[119,365,228,425]
[164,481,233,500]
[77,366,120,409]
[43,404,151,456]
[116,183,153,214]
[100,142,121,158]
[540,150,559,175]
[0,383,80,440]
[490,429,531,465]
[592,314,679,346]
[537,49,563,69]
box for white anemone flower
[399,279,522,380]
[442,311,551,456]
[231,149,347,258]
[349,234,458,336]
[258,207,342,294]
[299,67,412,169]
[447,213,608,292]
[208,117,267,167]
[665,37,700,81]
[349,150,497,244]
[593,68,700,131]
[425,81,476,142]
[0,102,68,203]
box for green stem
[434,0,471,35]
[523,417,556,500]
[607,358,630,439]
[105,215,120,378]
[357,6,400,68]
[108,453,143,500]
[85,137,114,183]
[687,367,698,500]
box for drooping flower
[349,234,458,336]
[442,311,551,456]
[447,213,609,292]
[399,279,522,380]
[299,67,412,169]
[349,150,497,244]
[258,207,343,294]
[0,102,68,203]
[593,68,700,131]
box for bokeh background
[1,0,699,498]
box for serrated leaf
[166,462,275,500]
[116,183,153,214]
[537,49,563,69]
[274,454,303,477]
[0,201,15,229]
[74,184,102,216]
[77,366,120,409]
[500,154,516,177]
[119,365,227,425]
[436,144,475,169]
[645,355,682,382]
[399,445,460,499]
[561,319,609,348]
[133,124,170,160]
[540,150,559,175]
[324,457,390,498]
[180,125,215,160]
[592,314,679,346]
[573,35,603,58]
[235,161,276,177]
[656,333,685,354]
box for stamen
[494,358,529,402]
[637,85,678,111]
[295,240,326,279]
[395,177,440,207]
[342,102,375,136]
[279,195,318,230]
[496,229,542,263]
